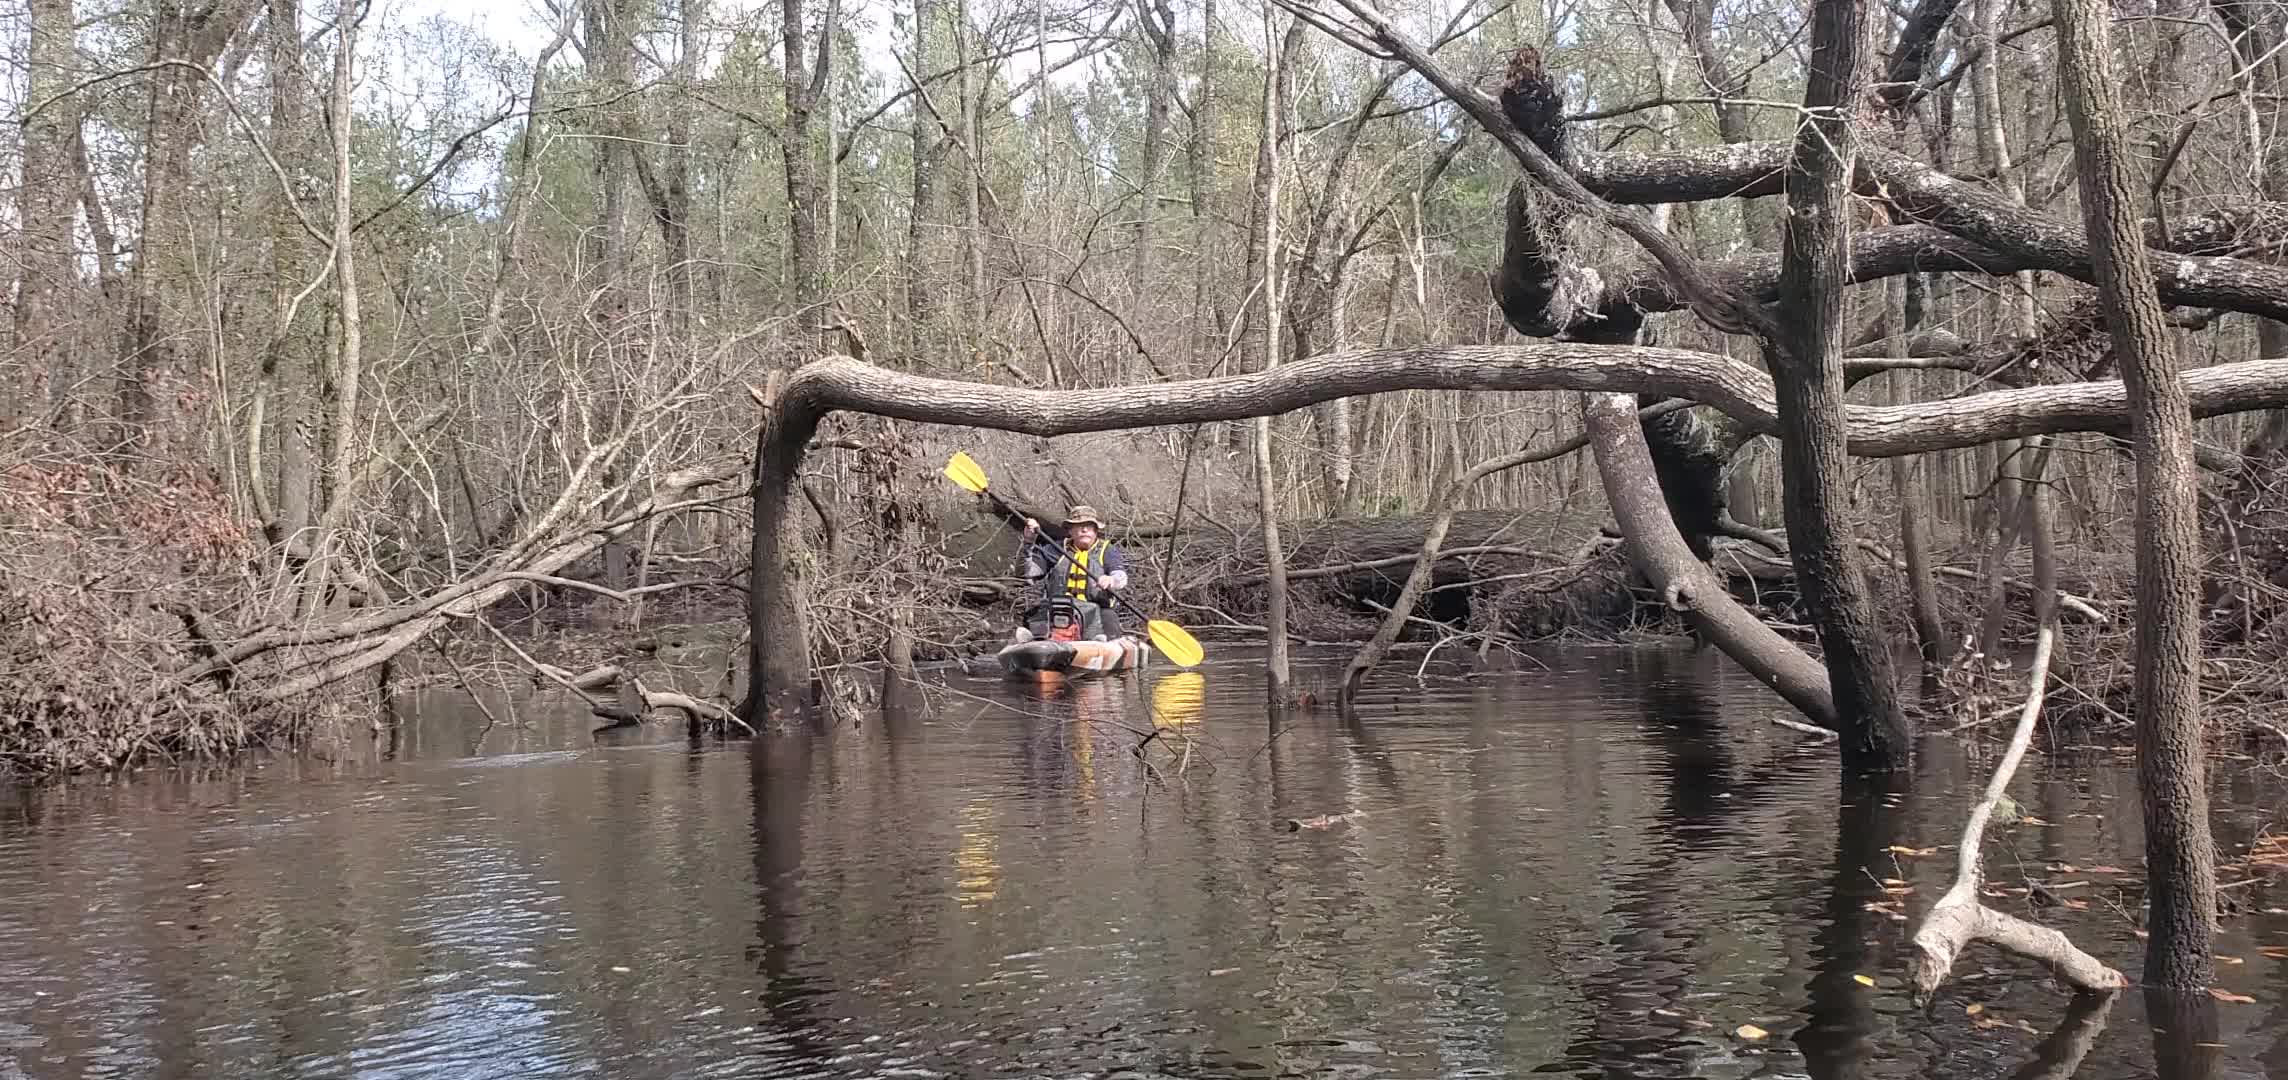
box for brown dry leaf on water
[2209,989,2257,1004]
[1861,899,1909,923]
[1282,811,1363,832]
[1964,1003,1986,1017]
[1735,1024,1770,1041]
[1853,974,1876,987]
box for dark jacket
[1022,539,1127,603]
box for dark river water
[3,644,2285,1079]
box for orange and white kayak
[997,636,1148,680]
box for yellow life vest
[1059,543,1103,600]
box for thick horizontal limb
[771,350,2288,460]
[1609,206,2288,317]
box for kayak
[996,636,1148,680]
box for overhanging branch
[769,350,2288,459]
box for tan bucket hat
[1062,505,1104,528]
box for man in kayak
[1014,505,1128,642]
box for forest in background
[3,0,2287,761]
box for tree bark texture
[1770,0,1908,770]
[2054,0,2217,990]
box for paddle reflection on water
[3,644,2284,1079]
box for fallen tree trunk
[766,351,2288,461]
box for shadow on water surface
[1,643,2285,1079]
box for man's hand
[1095,575,1118,592]
[1022,517,1039,539]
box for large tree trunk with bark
[1768,0,1908,770]
[2054,0,2218,990]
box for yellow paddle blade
[1145,619,1204,668]
[943,451,989,494]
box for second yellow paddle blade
[1151,671,1206,727]
[943,452,989,493]
[1146,619,1204,668]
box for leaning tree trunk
[1768,0,1908,770]
[2054,0,2217,990]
